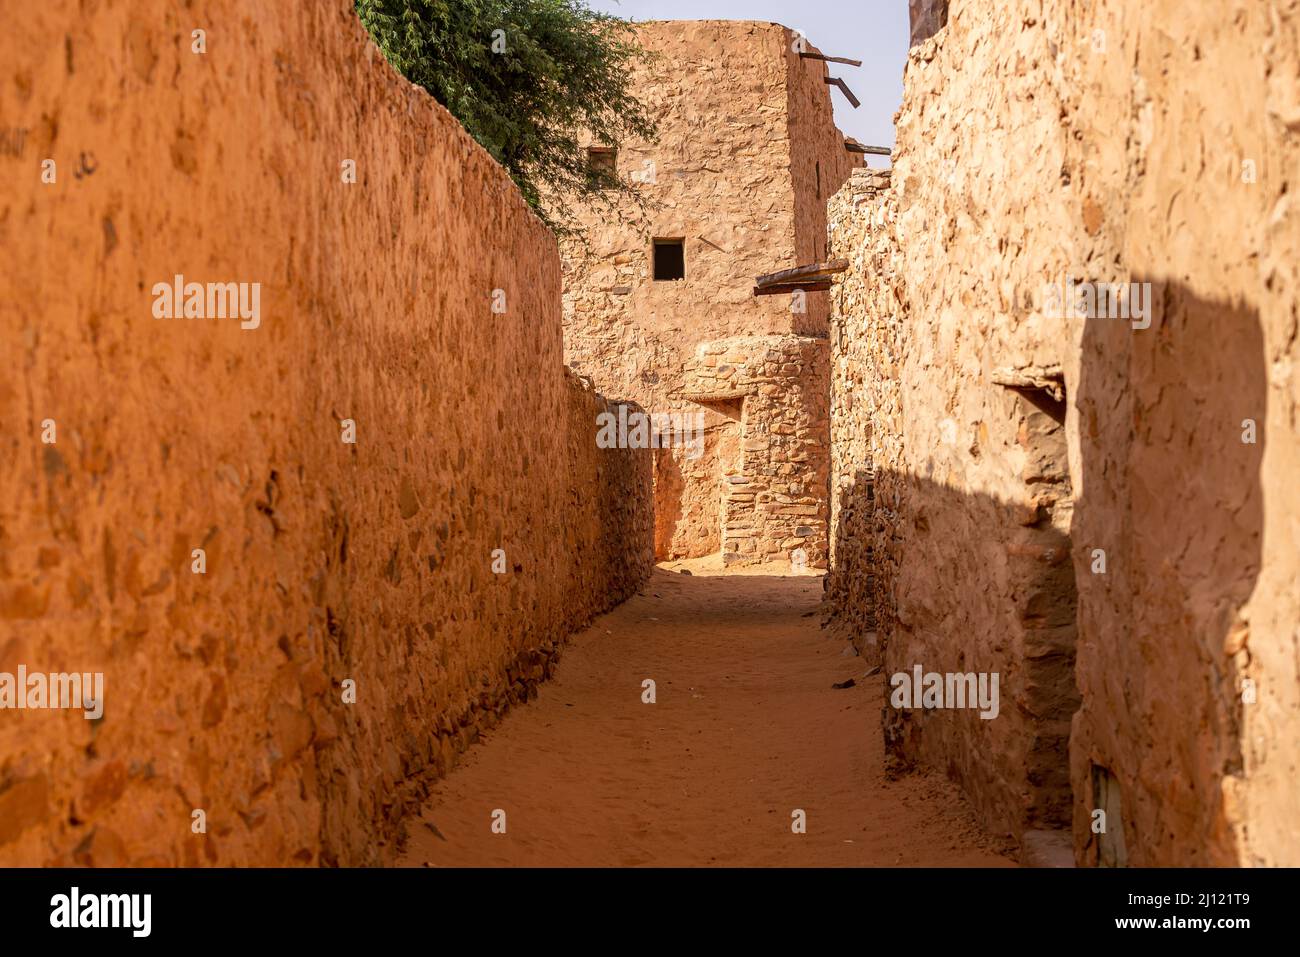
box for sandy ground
[397,559,1014,867]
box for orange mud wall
[0,0,652,866]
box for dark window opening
[653,239,685,281]
[586,147,617,187]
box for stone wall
[826,169,897,648]
[558,21,859,565]
[684,335,831,567]
[828,162,1078,856]
[0,0,653,867]
[1062,0,1300,868]
[828,0,1299,865]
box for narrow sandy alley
[397,561,1014,867]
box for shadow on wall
[581,400,658,607]
[826,463,878,643]
[654,448,686,559]
[653,414,740,562]
[833,280,1266,864]
[835,466,1079,847]
[1070,279,1265,866]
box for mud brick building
[558,21,861,567]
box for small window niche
[586,146,617,188]
[653,238,685,281]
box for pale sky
[587,0,907,167]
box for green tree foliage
[356,0,657,230]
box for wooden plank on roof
[753,281,833,296]
[824,76,861,109]
[755,258,848,287]
[799,52,863,67]
[845,138,891,156]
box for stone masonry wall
[1062,0,1300,868]
[826,169,898,648]
[829,158,1078,855]
[684,335,831,567]
[559,21,858,564]
[0,0,653,867]
[827,0,1299,865]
